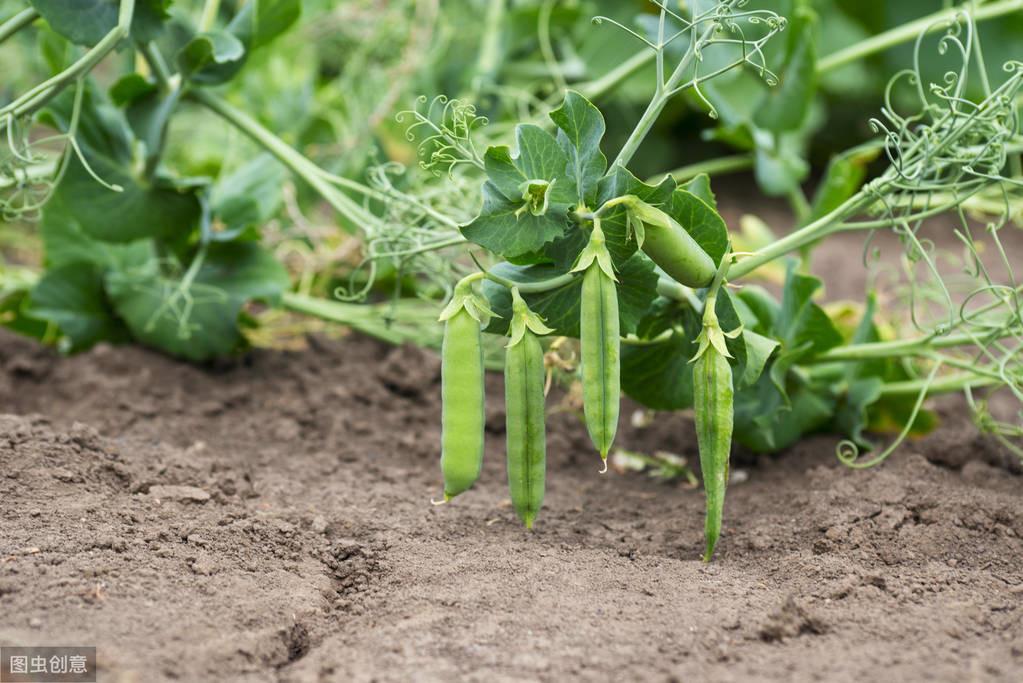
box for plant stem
[612,21,719,170]
[189,89,377,231]
[656,153,755,184]
[727,190,875,279]
[817,0,1023,73]
[0,7,38,43]
[878,371,1001,398]
[198,0,222,33]
[0,0,136,122]
[576,49,654,101]
[483,270,578,295]
[473,0,506,95]
[281,292,431,346]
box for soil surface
[1,313,1022,682]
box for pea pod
[573,221,620,463]
[693,343,734,562]
[505,290,552,528]
[438,282,492,501]
[616,195,716,288]
[691,261,738,561]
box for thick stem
[189,89,377,231]
[878,371,1000,398]
[473,0,506,94]
[657,153,754,184]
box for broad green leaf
[29,0,170,46]
[39,191,153,270]
[680,174,716,210]
[734,380,836,453]
[462,182,567,258]
[777,266,844,356]
[29,263,129,351]
[753,8,818,133]
[227,0,302,51]
[109,74,157,107]
[622,328,700,411]
[482,125,575,207]
[105,242,289,361]
[481,252,658,338]
[832,377,884,450]
[210,155,286,236]
[549,90,607,205]
[754,130,810,197]
[176,30,247,84]
[739,329,779,387]
[39,86,202,244]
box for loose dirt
[1,313,1021,682]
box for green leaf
[29,0,170,46]
[680,174,717,210]
[228,0,302,51]
[776,266,844,356]
[482,125,576,207]
[462,182,567,258]
[28,263,129,351]
[39,86,202,244]
[739,329,779,387]
[809,143,879,221]
[105,242,289,361]
[109,74,157,107]
[753,8,817,133]
[481,252,658,338]
[176,30,247,84]
[39,191,153,270]
[621,305,702,410]
[734,380,836,453]
[549,90,607,205]
[210,154,286,235]
[754,130,810,197]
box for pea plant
[427,2,1023,559]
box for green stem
[198,0,222,32]
[576,49,654,102]
[473,0,506,94]
[613,19,720,169]
[483,270,577,295]
[657,153,755,184]
[189,89,377,231]
[0,7,38,43]
[727,190,876,280]
[817,0,1023,73]
[0,0,135,122]
[878,371,1001,398]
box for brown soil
[1,313,1022,682]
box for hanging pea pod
[615,195,717,288]
[691,255,740,561]
[437,278,496,501]
[572,219,620,465]
[505,289,553,528]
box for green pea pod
[693,339,734,562]
[505,290,552,528]
[580,261,620,462]
[616,195,716,288]
[572,221,620,463]
[439,303,486,501]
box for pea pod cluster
[437,282,494,501]
[572,220,621,464]
[504,290,553,528]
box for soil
[1,310,1021,683]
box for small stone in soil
[148,485,211,503]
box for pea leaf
[28,263,129,351]
[39,85,202,244]
[177,30,247,84]
[481,251,658,338]
[29,0,171,46]
[210,155,286,236]
[667,188,729,266]
[621,304,702,411]
[776,266,844,356]
[105,242,289,361]
[753,8,817,133]
[227,0,302,51]
[549,90,607,206]
[809,143,879,221]
[462,183,568,258]
[739,329,779,387]
[734,379,836,453]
